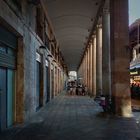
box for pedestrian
[78,84,82,95]
[84,85,88,96]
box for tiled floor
[0,93,140,140]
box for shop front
[130,67,140,99]
[130,68,140,83]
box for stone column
[87,46,90,89]
[110,0,132,117]
[102,8,111,105]
[83,55,86,85]
[83,56,85,85]
[59,67,61,93]
[96,25,102,96]
[57,68,59,94]
[85,51,88,86]
[83,57,85,84]
[82,61,84,84]
[92,36,96,97]
[87,48,89,88]
[90,43,93,94]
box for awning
[130,64,140,70]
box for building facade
[130,19,140,83]
[0,0,67,130]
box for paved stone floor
[1,93,140,140]
[131,99,140,128]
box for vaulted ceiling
[46,0,102,71]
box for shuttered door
[0,25,17,130]
[0,26,17,69]
[0,68,7,130]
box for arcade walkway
[0,93,140,140]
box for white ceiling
[46,0,102,71]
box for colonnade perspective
[77,0,132,117]
[0,0,133,132]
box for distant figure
[77,84,82,95]
[84,85,88,96]
[67,82,72,95]
[72,85,76,96]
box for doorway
[46,65,50,103]
[51,68,54,99]
[0,25,17,130]
[0,67,15,129]
[0,68,7,130]
[36,61,41,111]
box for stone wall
[0,0,44,123]
[0,0,67,125]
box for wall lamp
[47,54,53,61]
[39,45,46,49]
[47,54,53,58]
[39,45,46,53]
[52,59,56,63]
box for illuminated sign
[134,76,140,80]
[130,71,138,75]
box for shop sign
[134,76,140,81]
[130,71,138,75]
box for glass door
[0,67,7,130]
[7,69,15,127]
[0,25,17,130]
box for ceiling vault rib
[52,14,92,20]
[55,26,89,32]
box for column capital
[97,24,102,28]
[89,39,93,45]
[92,34,96,38]
[87,45,90,49]
[92,35,96,45]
